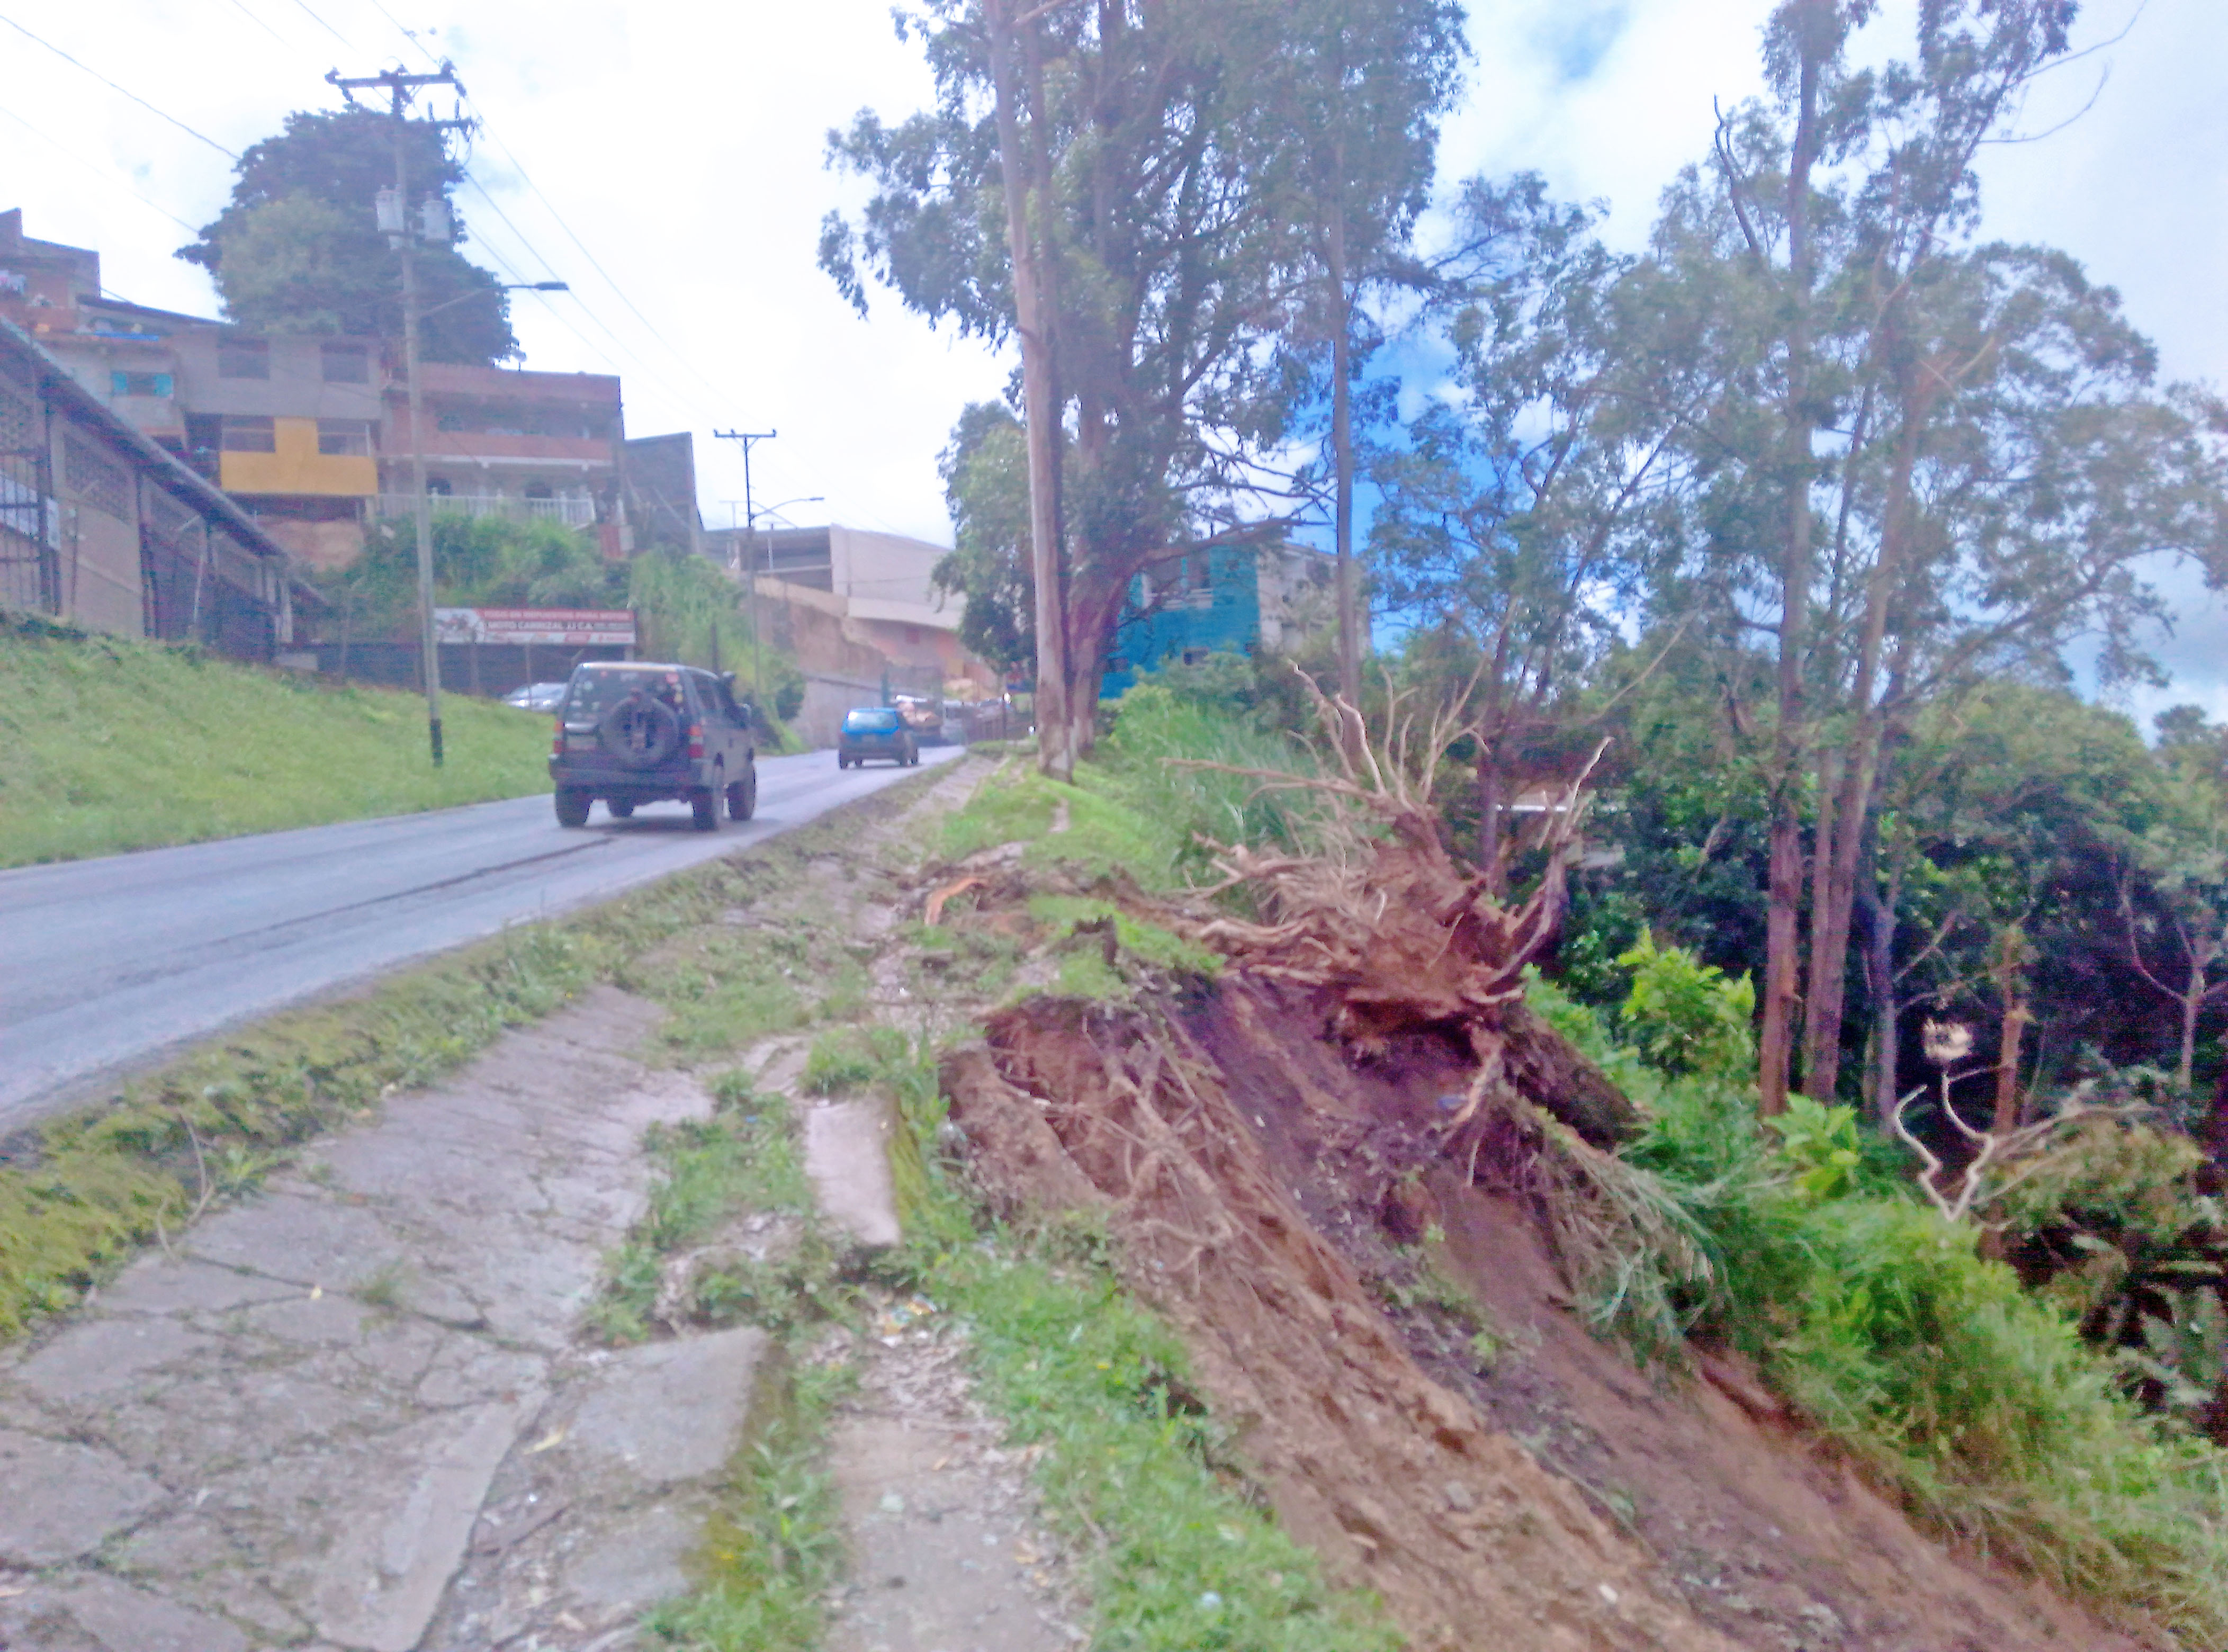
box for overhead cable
[0,104,200,232]
[0,13,241,160]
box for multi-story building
[1098,541,1342,697]
[379,361,630,552]
[2,210,689,578]
[1,314,300,658]
[2,211,385,571]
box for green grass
[1526,969,2228,1645]
[0,614,552,866]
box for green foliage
[1761,1094,1862,1203]
[180,107,516,364]
[0,622,549,868]
[923,1245,1403,1652]
[1614,932,1755,1082]
[1539,975,2228,1644]
[933,403,1034,675]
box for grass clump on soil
[940,689,1320,895]
[0,615,551,867]
[1530,960,2228,1645]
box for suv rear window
[844,708,901,732]
[566,668,686,719]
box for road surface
[0,746,964,1133]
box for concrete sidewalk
[0,987,770,1652]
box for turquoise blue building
[1101,544,1329,697]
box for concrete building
[2,211,385,571]
[1,210,696,574]
[1,315,300,658]
[1099,541,1341,697]
[380,361,630,554]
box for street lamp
[739,496,822,704]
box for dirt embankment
[941,964,2141,1652]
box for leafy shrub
[1534,966,2228,1644]
[1614,932,1755,1081]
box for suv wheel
[554,787,591,829]
[691,768,721,832]
[607,800,635,819]
[727,761,758,822]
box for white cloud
[3,0,2220,696]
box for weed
[642,1360,851,1652]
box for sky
[3,0,2222,725]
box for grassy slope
[0,618,551,867]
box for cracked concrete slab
[0,1429,166,1566]
[0,986,748,1652]
[805,1097,904,1250]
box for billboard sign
[434,607,635,647]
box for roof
[0,315,295,568]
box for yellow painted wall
[219,417,376,497]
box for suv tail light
[552,717,564,759]
[687,723,704,759]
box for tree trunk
[1858,881,1901,1128]
[1802,364,1926,1099]
[1477,746,1504,897]
[1757,17,1827,1117]
[2182,960,2205,1093]
[1329,210,1361,711]
[986,0,1071,783]
[1992,922,2033,1133]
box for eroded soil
[936,913,2145,1652]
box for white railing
[376,493,597,527]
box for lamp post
[742,496,821,704]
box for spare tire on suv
[598,694,680,768]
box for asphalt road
[0,746,964,1133]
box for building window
[110,370,173,398]
[425,477,453,496]
[217,336,269,379]
[63,432,132,520]
[320,342,369,383]
[220,416,276,453]
[317,419,372,456]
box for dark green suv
[549,661,758,830]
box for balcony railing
[375,493,597,527]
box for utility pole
[713,429,775,701]
[329,64,474,767]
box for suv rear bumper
[549,755,722,801]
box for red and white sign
[434,607,635,647]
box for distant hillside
[0,615,550,867]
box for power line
[0,13,240,160]
[285,0,355,50]
[460,104,733,406]
[0,104,200,232]
[221,0,290,48]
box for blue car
[837,705,918,768]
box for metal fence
[375,493,596,527]
[0,363,55,614]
